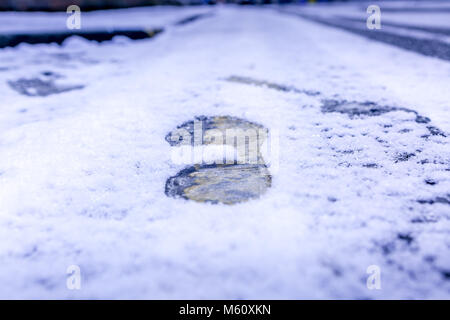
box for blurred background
[0,0,346,11]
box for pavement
[0,2,449,299]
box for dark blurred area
[2,1,170,11]
[0,0,336,11]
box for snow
[0,4,449,299]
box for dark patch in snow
[425,126,446,137]
[418,159,449,166]
[381,242,395,256]
[395,152,416,162]
[174,13,213,26]
[42,71,55,77]
[8,78,84,97]
[415,115,431,124]
[321,100,447,140]
[417,195,450,205]
[165,166,197,200]
[397,233,414,246]
[165,164,271,205]
[321,99,420,120]
[411,217,438,223]
[379,233,421,259]
[338,161,352,167]
[337,149,358,154]
[424,255,436,263]
[440,270,450,280]
[40,71,63,79]
[425,179,437,186]
[321,100,396,117]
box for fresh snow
[0,3,449,299]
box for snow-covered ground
[0,3,449,299]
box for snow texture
[0,3,449,299]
